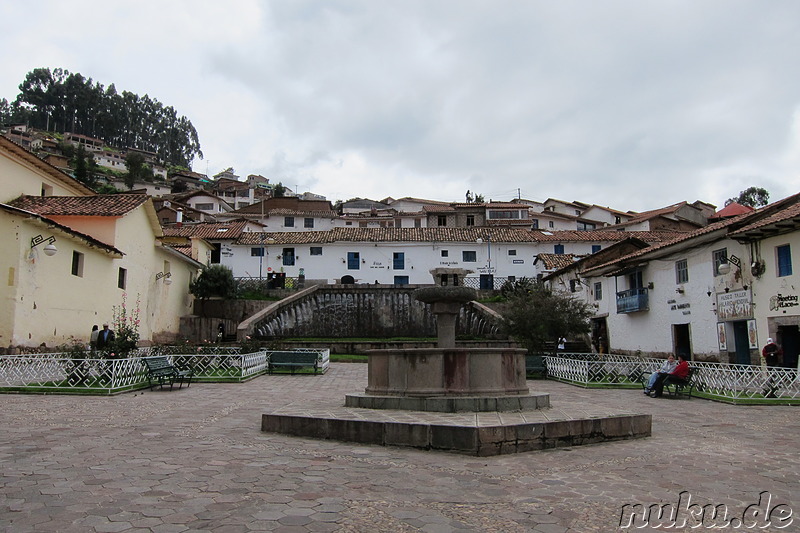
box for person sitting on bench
[644,354,676,395]
[650,353,689,398]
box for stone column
[431,302,461,348]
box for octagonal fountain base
[345,347,546,412]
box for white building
[561,194,800,365]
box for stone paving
[1,363,797,532]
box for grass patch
[330,354,368,363]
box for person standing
[762,338,782,368]
[762,338,783,398]
[95,323,115,351]
[89,325,99,351]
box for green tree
[726,186,769,208]
[190,265,236,301]
[273,182,286,197]
[501,280,593,355]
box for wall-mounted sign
[717,322,727,351]
[747,319,758,349]
[477,267,496,274]
[769,293,799,311]
[512,259,524,264]
[716,289,752,320]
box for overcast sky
[3,1,800,211]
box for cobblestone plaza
[2,364,797,532]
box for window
[196,203,214,211]
[310,246,323,256]
[437,215,447,227]
[594,282,602,300]
[592,245,601,254]
[284,216,295,228]
[251,248,265,257]
[304,218,314,228]
[462,250,477,262]
[615,216,621,224]
[569,279,580,292]
[712,248,728,277]
[577,221,596,231]
[210,243,221,264]
[71,251,84,277]
[347,252,360,270]
[554,244,565,255]
[675,259,689,284]
[777,245,793,277]
[441,250,449,257]
[282,248,295,266]
[508,249,517,256]
[466,215,475,226]
[393,252,405,270]
[359,221,367,228]
[414,218,422,228]
[548,221,554,229]
[394,276,409,286]
[532,219,539,229]
[118,268,127,290]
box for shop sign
[717,289,752,320]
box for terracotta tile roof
[236,227,537,245]
[584,212,757,274]
[534,253,577,270]
[423,205,457,212]
[8,194,149,216]
[264,208,339,218]
[728,193,800,238]
[161,219,252,239]
[712,202,755,219]
[529,230,685,242]
[232,227,684,246]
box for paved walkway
[1,364,797,532]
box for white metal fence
[544,353,800,402]
[0,347,330,395]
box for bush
[190,265,236,300]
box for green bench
[143,356,194,390]
[525,354,547,378]
[641,367,696,398]
[268,351,320,374]
[663,368,696,398]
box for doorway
[479,274,494,290]
[732,321,751,365]
[672,324,691,360]
[778,325,800,369]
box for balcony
[616,287,649,313]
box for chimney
[176,208,183,228]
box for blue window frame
[394,276,409,286]
[554,244,565,255]
[393,252,405,270]
[347,252,360,270]
[591,245,601,254]
[777,245,793,277]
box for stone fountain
[261,268,651,456]
[345,268,548,412]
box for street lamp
[31,234,57,256]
